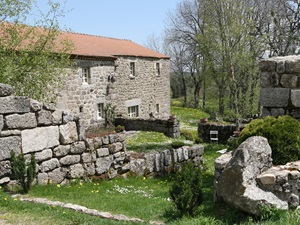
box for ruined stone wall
[114,116,180,138]
[198,123,238,144]
[260,55,300,119]
[0,83,201,185]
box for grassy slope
[1,106,300,224]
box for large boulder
[214,136,288,215]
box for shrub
[10,152,37,193]
[181,129,197,141]
[169,162,203,217]
[194,137,203,144]
[238,116,300,165]
[115,125,125,133]
[227,137,239,151]
[171,141,185,148]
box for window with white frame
[97,103,104,120]
[155,63,160,76]
[128,105,139,117]
[82,67,91,84]
[129,62,136,77]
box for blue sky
[29,0,180,46]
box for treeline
[158,0,300,120]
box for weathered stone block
[257,173,276,185]
[0,96,30,114]
[144,153,156,173]
[259,59,276,72]
[59,122,78,144]
[35,149,53,163]
[83,163,95,176]
[286,57,300,73]
[48,168,67,184]
[60,155,81,166]
[95,156,113,175]
[280,74,298,88]
[276,60,286,73]
[93,137,102,149]
[0,177,10,185]
[53,145,70,157]
[271,108,285,117]
[22,126,59,154]
[261,107,271,117]
[163,149,172,166]
[108,142,123,154]
[260,88,290,107]
[30,99,43,112]
[0,83,13,97]
[97,148,109,157]
[102,135,109,145]
[129,158,146,176]
[0,115,3,131]
[5,113,37,129]
[69,164,85,178]
[0,161,10,177]
[82,153,92,163]
[291,90,300,107]
[154,153,160,172]
[37,110,53,125]
[70,141,85,154]
[40,158,60,172]
[0,136,21,161]
[37,172,48,185]
[52,110,62,124]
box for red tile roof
[62,32,170,59]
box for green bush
[169,162,203,217]
[194,137,203,144]
[171,141,185,148]
[181,129,198,141]
[238,116,300,165]
[10,152,37,193]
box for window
[82,68,91,84]
[129,62,135,77]
[156,63,160,76]
[156,104,160,113]
[128,105,139,117]
[97,103,104,120]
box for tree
[0,0,73,101]
[165,0,208,108]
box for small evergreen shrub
[171,141,185,148]
[169,162,203,217]
[227,137,239,150]
[180,129,197,141]
[238,116,300,165]
[10,151,37,193]
[194,137,203,144]
[115,125,125,133]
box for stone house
[56,32,171,128]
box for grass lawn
[1,105,300,224]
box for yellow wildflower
[56,184,61,188]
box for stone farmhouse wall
[0,83,202,186]
[114,117,180,138]
[260,55,300,119]
[57,57,170,129]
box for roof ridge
[65,30,131,42]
